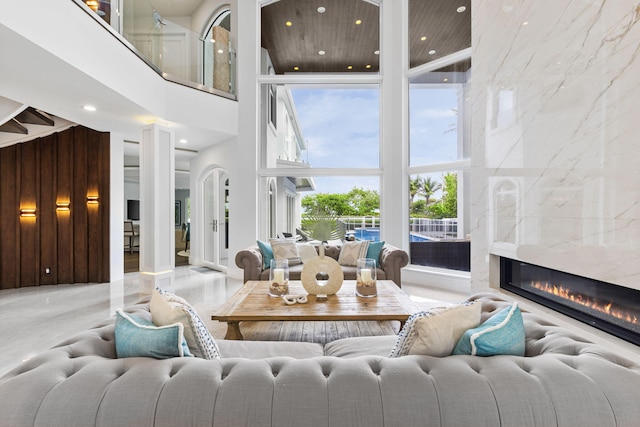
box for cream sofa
[235,242,409,285]
[1,293,640,426]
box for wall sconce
[20,208,36,217]
[56,202,71,212]
[87,195,99,205]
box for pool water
[353,228,431,242]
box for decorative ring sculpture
[300,248,344,296]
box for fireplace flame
[531,281,639,326]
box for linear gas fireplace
[500,257,640,346]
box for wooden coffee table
[211,280,420,340]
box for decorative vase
[269,259,289,296]
[356,258,377,298]
[301,243,344,298]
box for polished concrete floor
[0,266,469,377]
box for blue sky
[290,85,459,195]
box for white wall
[470,0,640,292]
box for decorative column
[139,124,175,292]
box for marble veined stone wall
[470,1,640,292]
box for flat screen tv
[127,199,140,221]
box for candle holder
[356,258,377,298]
[269,259,289,297]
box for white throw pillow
[269,238,302,266]
[337,240,370,266]
[389,302,482,357]
[296,242,318,263]
[150,288,221,359]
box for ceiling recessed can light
[420,36,427,41]
[317,6,326,13]
[179,139,187,144]
[374,50,380,55]
[428,50,436,55]
[365,64,372,69]
[522,21,529,26]
[443,78,449,82]
[347,65,353,70]
[457,6,466,13]
[355,19,362,25]
[318,50,325,55]
[285,21,292,27]
[293,66,299,71]
[83,105,96,111]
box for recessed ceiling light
[210,39,215,43]
[365,64,372,69]
[317,6,326,13]
[217,49,224,54]
[374,50,380,55]
[179,139,187,144]
[318,50,325,55]
[420,36,427,41]
[522,21,529,26]
[293,66,299,71]
[355,19,362,25]
[443,78,449,82]
[428,50,436,55]
[83,105,96,111]
[347,65,353,70]
[285,21,292,27]
[456,6,466,13]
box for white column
[139,124,175,291]
[225,0,260,279]
[109,132,124,282]
[380,0,409,250]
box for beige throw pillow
[296,242,318,263]
[150,288,221,359]
[389,302,482,357]
[269,239,302,266]
[337,240,370,266]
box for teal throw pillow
[366,241,385,262]
[115,310,192,359]
[452,303,525,357]
[257,240,274,270]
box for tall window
[408,59,471,271]
[259,0,382,241]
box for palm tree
[419,176,442,206]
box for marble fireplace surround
[469,2,640,357]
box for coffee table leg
[224,321,244,340]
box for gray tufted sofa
[1,293,640,426]
[235,242,409,285]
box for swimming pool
[353,228,432,242]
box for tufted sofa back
[1,294,640,426]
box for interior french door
[203,168,229,271]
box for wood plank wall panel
[99,133,110,282]
[39,135,57,285]
[18,140,40,287]
[72,127,89,283]
[86,129,102,283]
[0,125,110,288]
[0,145,19,289]
[56,128,74,284]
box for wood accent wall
[0,126,110,289]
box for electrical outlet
[45,268,50,274]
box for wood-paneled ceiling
[261,0,471,74]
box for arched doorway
[202,168,229,271]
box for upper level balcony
[78,0,236,100]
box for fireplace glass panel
[500,257,640,346]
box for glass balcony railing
[74,0,236,100]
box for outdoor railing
[301,216,460,240]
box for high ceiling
[261,0,471,74]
